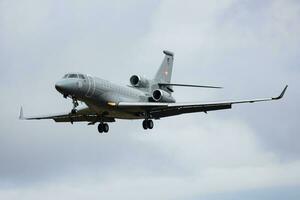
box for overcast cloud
[0,0,300,199]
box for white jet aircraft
[20,50,287,133]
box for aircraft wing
[19,106,115,123]
[118,85,288,118]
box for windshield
[68,74,78,78]
[62,73,85,79]
[62,74,69,79]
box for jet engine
[130,75,149,88]
[152,89,175,103]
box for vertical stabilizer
[154,50,174,83]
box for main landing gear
[98,123,109,133]
[142,119,154,130]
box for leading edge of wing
[19,107,70,120]
[19,106,92,120]
[117,85,288,108]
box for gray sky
[0,0,300,199]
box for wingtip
[273,85,288,100]
[19,106,24,120]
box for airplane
[19,50,288,133]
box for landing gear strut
[98,123,109,133]
[142,119,154,130]
[71,97,79,114]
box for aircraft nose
[55,81,64,91]
[55,80,76,95]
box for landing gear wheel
[142,119,154,130]
[103,123,109,133]
[143,120,148,130]
[147,120,154,129]
[98,123,109,133]
[98,123,104,133]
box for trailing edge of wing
[158,83,223,89]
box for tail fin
[154,50,174,83]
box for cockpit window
[78,74,85,79]
[63,74,69,79]
[62,73,84,79]
[68,74,78,78]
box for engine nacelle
[152,89,175,103]
[130,75,149,88]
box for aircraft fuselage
[55,74,150,119]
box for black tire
[103,123,109,133]
[71,109,77,115]
[142,120,148,130]
[147,120,154,129]
[98,123,104,133]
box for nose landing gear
[71,97,79,114]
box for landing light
[107,102,116,106]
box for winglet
[19,106,24,120]
[272,85,288,100]
[163,50,174,57]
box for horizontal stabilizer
[163,50,174,57]
[158,83,223,89]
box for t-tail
[154,50,174,84]
[154,50,222,93]
[129,50,222,102]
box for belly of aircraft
[87,103,143,120]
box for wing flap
[151,104,232,118]
[53,115,115,123]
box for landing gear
[142,119,154,130]
[98,123,109,133]
[142,120,148,129]
[103,123,109,132]
[71,97,79,115]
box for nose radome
[55,81,64,91]
[55,82,62,90]
[55,79,78,95]
[55,81,70,93]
